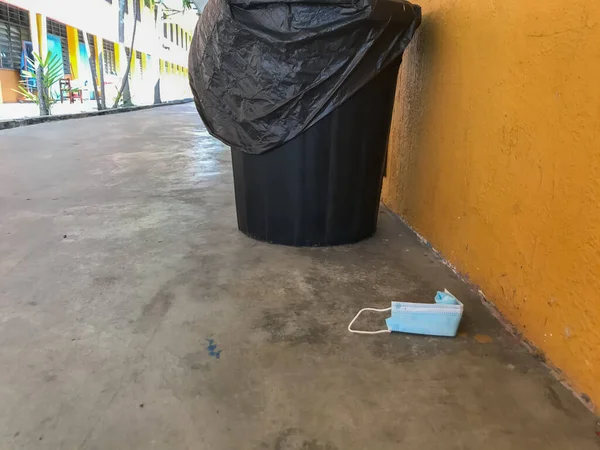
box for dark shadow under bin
[231,62,400,247]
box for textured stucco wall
[382,0,600,408]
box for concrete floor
[0,104,597,449]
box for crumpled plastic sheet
[189,0,421,154]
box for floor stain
[545,385,576,418]
[182,351,211,371]
[474,334,493,344]
[92,275,121,287]
[135,287,174,333]
[259,308,330,347]
[206,338,222,359]
[273,428,338,450]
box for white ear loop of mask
[347,307,392,334]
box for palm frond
[15,51,65,112]
[14,84,39,104]
[21,69,36,79]
[33,52,44,67]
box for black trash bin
[232,62,400,246]
[189,0,421,246]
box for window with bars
[103,40,116,74]
[77,31,98,76]
[46,18,70,75]
[0,3,29,26]
[0,3,30,70]
[46,18,65,37]
[133,0,141,22]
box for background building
[0,0,197,105]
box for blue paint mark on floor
[206,338,222,359]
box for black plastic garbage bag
[189,0,421,154]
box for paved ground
[0,104,597,449]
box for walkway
[0,101,97,120]
[0,104,597,449]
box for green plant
[146,0,195,19]
[112,91,135,108]
[145,0,194,9]
[15,52,63,113]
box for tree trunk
[83,33,103,111]
[113,11,138,108]
[98,52,107,110]
[154,79,161,104]
[154,3,162,105]
[36,65,49,116]
[121,78,132,106]
[153,2,162,105]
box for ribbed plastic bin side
[231,62,400,246]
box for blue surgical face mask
[348,290,463,337]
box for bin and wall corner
[382,0,600,409]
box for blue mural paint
[206,338,222,359]
[46,34,65,97]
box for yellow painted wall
[114,42,122,73]
[141,53,148,73]
[66,25,80,80]
[35,13,48,57]
[382,0,600,408]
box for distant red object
[59,79,83,104]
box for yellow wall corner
[382,0,600,408]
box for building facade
[0,0,196,104]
